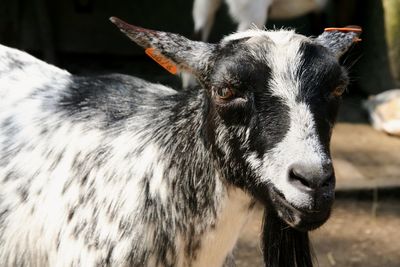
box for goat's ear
[110,17,216,78]
[316,26,362,58]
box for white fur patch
[0,44,70,108]
[191,187,253,267]
[261,102,328,208]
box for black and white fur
[0,18,359,267]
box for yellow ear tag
[145,48,178,75]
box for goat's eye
[331,86,346,97]
[216,87,235,100]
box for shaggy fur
[0,18,360,267]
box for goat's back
[0,44,182,266]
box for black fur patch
[58,74,158,127]
[206,39,291,187]
[262,208,314,267]
[296,42,349,150]
[249,94,290,159]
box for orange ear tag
[324,27,362,33]
[324,26,362,42]
[145,48,178,75]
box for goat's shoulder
[64,73,177,107]
[56,73,178,126]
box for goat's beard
[262,207,314,267]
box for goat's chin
[267,188,332,232]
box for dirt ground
[331,123,400,190]
[235,198,400,267]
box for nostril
[288,163,335,191]
[321,173,335,188]
[289,169,311,190]
[322,175,333,187]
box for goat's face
[111,18,360,231]
[207,34,347,231]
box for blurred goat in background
[183,0,329,87]
[193,0,329,41]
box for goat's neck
[121,88,249,263]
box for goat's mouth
[268,187,332,231]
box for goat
[0,18,360,266]
[193,0,329,41]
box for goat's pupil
[217,87,234,99]
[331,85,345,97]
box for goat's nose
[288,163,334,191]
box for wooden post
[382,0,400,85]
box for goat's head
[111,18,360,231]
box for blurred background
[1,0,399,266]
